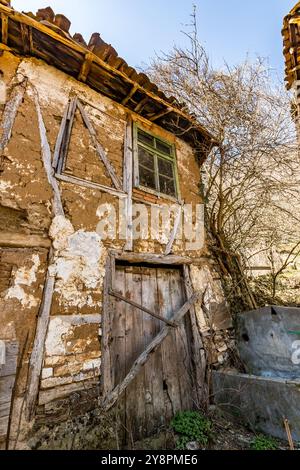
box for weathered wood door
[110,263,194,443]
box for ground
[132,408,297,451]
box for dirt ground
[132,409,298,451]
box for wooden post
[101,292,201,412]
[1,12,8,45]
[26,272,55,420]
[26,87,65,420]
[123,118,133,251]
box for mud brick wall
[0,51,232,448]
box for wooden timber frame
[100,250,207,412]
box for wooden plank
[0,416,9,438]
[123,266,134,445]
[0,376,14,407]
[123,119,133,251]
[142,268,165,434]
[1,13,8,45]
[169,269,194,411]
[183,265,206,406]
[101,292,200,411]
[109,290,177,327]
[100,256,114,397]
[52,101,69,170]
[158,268,182,416]
[125,268,145,442]
[25,273,55,420]
[55,173,127,199]
[57,97,77,175]
[111,251,193,265]
[0,79,27,154]
[0,232,51,249]
[0,342,18,378]
[165,205,182,255]
[77,100,122,190]
[0,402,10,419]
[111,267,126,446]
[78,52,94,83]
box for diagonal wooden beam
[0,79,27,154]
[149,107,172,122]
[77,100,122,190]
[109,290,177,327]
[52,101,69,170]
[101,292,201,412]
[134,96,148,113]
[121,84,138,106]
[56,97,77,174]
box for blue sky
[13,0,296,82]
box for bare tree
[147,9,300,310]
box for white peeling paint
[49,215,106,308]
[5,255,41,308]
[45,317,71,356]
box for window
[134,126,179,199]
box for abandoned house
[0,1,233,449]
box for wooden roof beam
[121,83,138,106]
[148,107,172,122]
[134,96,149,113]
[78,52,94,83]
[20,23,33,55]
[1,12,8,44]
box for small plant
[250,434,278,450]
[171,411,212,449]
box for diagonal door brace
[101,292,201,412]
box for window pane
[158,157,174,178]
[139,166,156,190]
[138,129,154,147]
[159,175,176,197]
[138,146,155,171]
[156,139,172,156]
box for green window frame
[133,124,180,200]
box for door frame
[100,250,206,407]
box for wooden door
[110,263,195,444]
